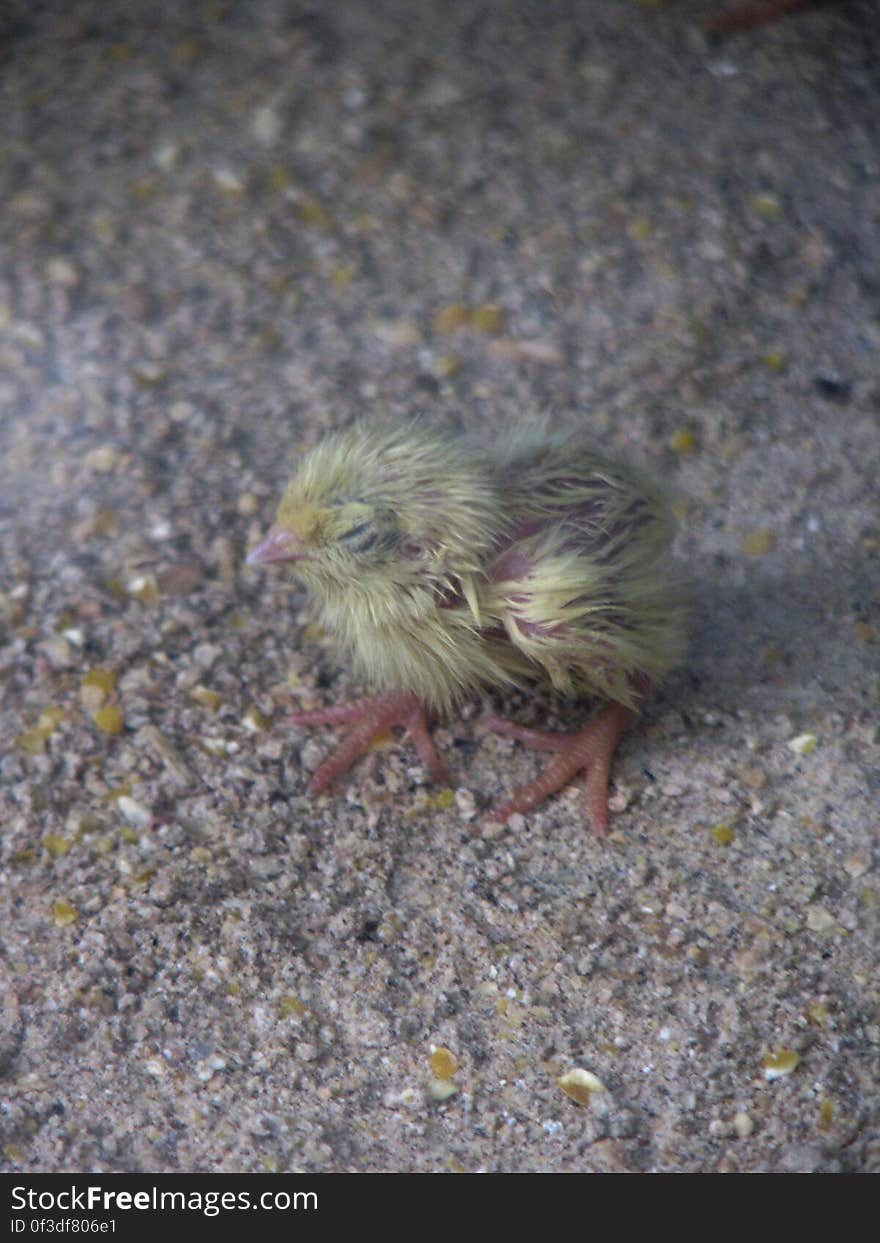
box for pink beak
[246,526,304,566]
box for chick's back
[478,432,686,708]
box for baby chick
[247,423,686,833]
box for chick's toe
[289,690,449,794]
[485,700,636,835]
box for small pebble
[428,1079,459,1102]
[117,796,151,829]
[455,787,477,821]
[787,733,818,755]
[558,1068,606,1105]
[763,1049,800,1080]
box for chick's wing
[478,440,684,706]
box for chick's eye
[338,521,377,551]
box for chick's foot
[483,701,636,835]
[288,691,449,795]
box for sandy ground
[1,0,877,1173]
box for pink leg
[484,701,636,835]
[288,691,449,795]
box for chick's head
[247,424,503,601]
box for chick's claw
[288,691,449,795]
[485,701,636,835]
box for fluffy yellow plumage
[247,423,686,832]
